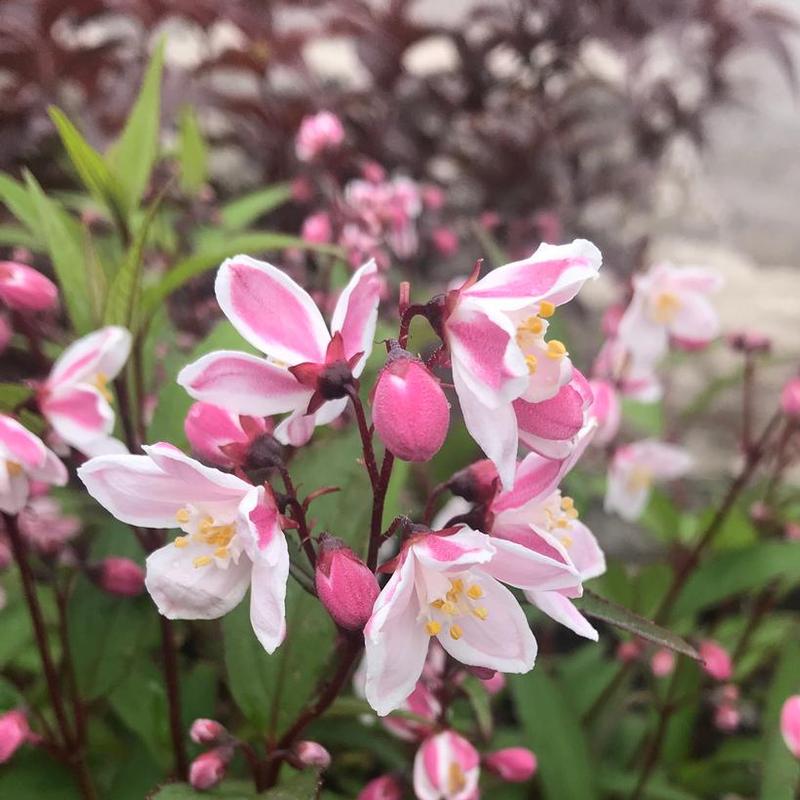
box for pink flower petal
[486,537,580,592]
[527,591,598,640]
[48,326,131,388]
[412,527,495,572]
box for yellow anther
[214,547,229,559]
[6,461,23,477]
[448,763,467,794]
[93,372,113,402]
[555,518,569,529]
[441,601,457,615]
[561,535,573,548]
[652,292,681,323]
[426,620,442,636]
[430,599,445,609]
[546,339,567,359]
[193,556,213,568]
[473,606,488,620]
[560,496,574,510]
[467,584,483,600]
[520,316,544,335]
[538,300,556,318]
[565,508,579,519]
[174,536,189,548]
[199,517,214,533]
[450,578,464,594]
[175,508,191,524]
[449,624,463,640]
[525,354,538,374]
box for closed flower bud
[699,640,733,682]
[315,535,379,631]
[301,212,333,245]
[293,740,331,769]
[714,703,740,733]
[358,774,403,800]
[480,671,506,695]
[0,710,30,764]
[96,557,145,597]
[372,351,449,462]
[447,460,500,505]
[0,262,58,312]
[782,696,800,758]
[650,648,676,678]
[189,749,229,790]
[295,111,345,161]
[781,377,800,420]
[190,719,227,745]
[484,747,538,782]
[727,329,771,354]
[414,731,479,800]
[616,640,643,664]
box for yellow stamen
[652,291,681,323]
[441,601,457,615]
[555,518,569,529]
[539,300,556,318]
[560,496,574,510]
[93,372,113,402]
[473,606,488,620]
[426,620,442,636]
[214,547,229,559]
[193,556,213,568]
[6,461,23,477]
[565,508,579,519]
[560,535,573,548]
[174,536,189,548]
[448,763,466,794]
[546,339,567,359]
[449,624,463,640]
[450,578,464,594]
[525,354,538,374]
[175,508,191,524]
[467,584,483,600]
[430,599,445,609]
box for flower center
[650,291,681,323]
[423,576,488,640]
[515,315,568,373]
[6,460,23,477]
[543,494,579,547]
[173,506,239,568]
[93,372,113,403]
[448,762,467,794]
[626,466,653,493]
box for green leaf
[23,171,93,333]
[597,768,700,799]
[0,751,81,799]
[222,582,335,737]
[140,234,339,321]
[575,590,701,660]
[0,224,39,250]
[461,675,493,740]
[48,106,126,226]
[220,184,292,230]
[107,41,165,215]
[759,639,800,798]
[511,667,597,800]
[0,383,33,413]
[103,188,166,329]
[672,542,800,621]
[67,577,157,700]
[151,772,320,799]
[0,173,42,237]
[177,106,208,194]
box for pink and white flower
[0,415,67,514]
[413,730,480,800]
[78,443,289,652]
[364,526,580,715]
[592,337,662,403]
[617,263,722,364]
[605,440,693,522]
[178,257,381,448]
[39,326,132,457]
[441,240,601,486]
[0,261,58,312]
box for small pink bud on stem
[699,640,733,682]
[781,377,800,420]
[189,748,230,791]
[95,557,145,597]
[358,774,404,800]
[292,740,331,769]
[190,719,228,745]
[781,695,800,758]
[0,710,31,764]
[484,747,538,782]
[650,648,676,678]
[315,534,379,631]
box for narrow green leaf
[177,105,208,194]
[760,639,800,798]
[140,234,341,321]
[511,667,597,800]
[222,582,335,737]
[672,542,800,621]
[576,590,701,660]
[0,174,42,237]
[461,675,493,740]
[48,106,127,224]
[82,227,108,326]
[107,40,165,215]
[17,409,46,436]
[0,383,33,413]
[220,183,292,230]
[23,172,93,333]
[0,224,40,250]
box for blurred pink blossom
[650,648,676,678]
[295,111,345,162]
[781,696,800,758]
[414,731,479,800]
[699,640,733,682]
[0,262,58,312]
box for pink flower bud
[432,227,459,257]
[301,212,333,245]
[360,160,386,183]
[785,522,800,541]
[294,740,331,769]
[414,731,480,800]
[315,535,379,631]
[295,111,345,161]
[372,352,450,462]
[479,210,500,230]
[0,314,10,355]
[714,703,740,733]
[0,262,58,312]
[726,329,771,354]
[699,640,733,682]
[448,460,500,505]
[781,377,800,420]
[190,719,227,745]
[358,775,403,800]
[97,557,145,597]
[650,648,676,678]
[782,695,800,758]
[480,671,506,695]
[189,749,228,790]
[484,747,538,782]
[0,710,30,764]
[184,402,268,469]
